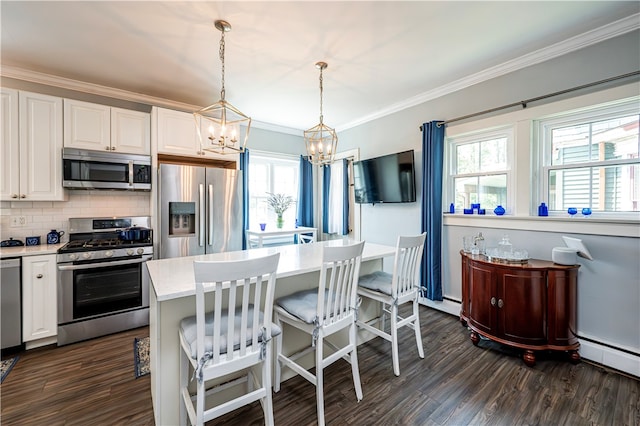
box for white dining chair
[356,233,426,376]
[178,253,281,426]
[273,241,365,426]
[298,232,315,244]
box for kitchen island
[145,239,396,425]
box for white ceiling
[1,1,639,134]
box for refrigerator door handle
[199,183,205,247]
[208,184,214,246]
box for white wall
[0,191,151,243]
[338,30,640,375]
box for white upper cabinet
[1,88,20,200]
[155,107,239,163]
[111,107,151,155]
[20,92,66,201]
[64,99,110,151]
[1,89,66,201]
[64,99,150,155]
[156,107,200,156]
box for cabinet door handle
[498,299,504,308]
[20,194,26,198]
[36,274,43,279]
[490,297,496,306]
[11,194,18,199]
[106,146,111,150]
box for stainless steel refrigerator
[158,164,243,259]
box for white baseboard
[420,297,640,378]
[419,297,461,317]
[578,339,640,378]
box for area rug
[134,337,150,378]
[1,356,19,384]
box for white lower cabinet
[22,254,57,344]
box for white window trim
[443,81,639,234]
[535,98,640,219]
[446,125,515,214]
[248,150,300,230]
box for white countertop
[0,243,64,259]
[146,239,396,302]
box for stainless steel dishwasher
[1,257,22,350]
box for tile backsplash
[0,191,151,244]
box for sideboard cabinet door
[498,268,547,345]
[467,261,496,336]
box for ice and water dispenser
[168,202,196,235]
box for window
[248,152,299,227]
[448,127,513,212]
[538,100,640,215]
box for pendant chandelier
[194,20,251,154]
[304,61,337,165]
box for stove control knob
[105,250,114,258]
[126,249,134,256]
[82,252,92,259]
[69,254,78,261]
[136,248,145,255]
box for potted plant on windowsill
[266,193,295,229]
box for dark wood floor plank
[1,307,638,426]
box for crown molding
[0,65,200,112]
[337,13,640,132]
[2,13,637,136]
[0,66,304,137]
[250,120,303,136]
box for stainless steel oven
[57,217,153,346]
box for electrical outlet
[10,216,27,227]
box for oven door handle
[57,256,152,271]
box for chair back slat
[318,242,364,326]
[213,282,223,364]
[192,253,280,364]
[391,233,426,298]
[227,280,237,361]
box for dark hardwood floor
[1,307,638,425]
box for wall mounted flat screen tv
[353,150,416,204]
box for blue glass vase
[494,205,505,216]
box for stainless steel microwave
[62,148,152,191]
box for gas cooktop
[59,238,152,253]
[57,216,153,261]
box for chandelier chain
[219,29,226,100]
[319,66,324,124]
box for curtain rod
[419,70,640,131]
